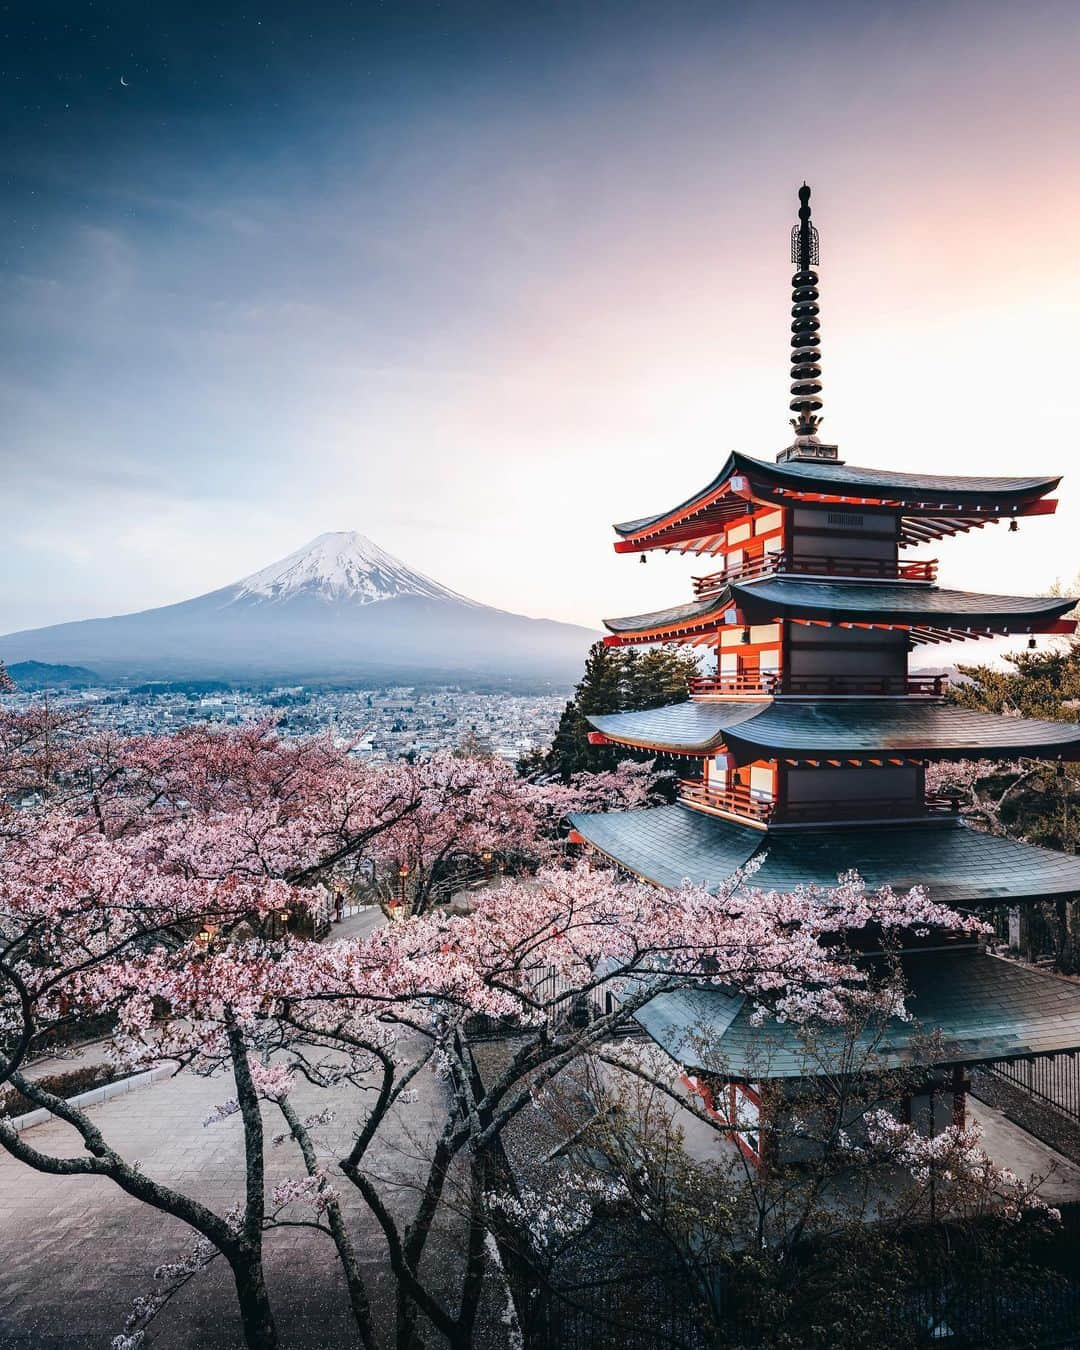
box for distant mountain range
[5,661,104,689]
[0,533,597,684]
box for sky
[2,0,1080,637]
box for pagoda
[569,185,1080,1163]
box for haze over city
[4,0,1080,638]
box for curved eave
[601,580,1077,646]
[745,452,1060,503]
[586,699,1080,761]
[612,451,1061,553]
[732,578,1077,632]
[613,453,741,540]
[568,803,1080,904]
[587,701,765,756]
[725,699,1080,761]
[635,948,1080,1080]
[602,591,732,643]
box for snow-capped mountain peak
[231,532,475,607]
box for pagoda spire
[789,183,822,436]
[779,184,839,463]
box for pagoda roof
[588,700,769,755]
[734,577,1075,628]
[613,451,1060,552]
[603,578,1075,644]
[632,946,1080,1079]
[586,698,1080,761]
[567,803,1080,904]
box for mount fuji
[0,533,597,684]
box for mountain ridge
[229,531,478,608]
[0,533,596,682]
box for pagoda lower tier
[567,804,1080,906]
[585,697,1080,761]
[630,943,1080,1081]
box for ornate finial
[788,183,823,439]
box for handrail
[690,674,779,696]
[680,779,961,825]
[692,551,938,596]
[689,673,949,697]
[692,554,784,594]
[784,554,938,582]
[678,779,774,823]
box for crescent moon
[120,76,129,87]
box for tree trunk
[231,1247,280,1350]
[278,1098,377,1350]
[1056,896,1073,973]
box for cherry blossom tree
[10,856,981,1347]
[535,757,667,820]
[497,1011,1061,1347]
[925,757,1033,832]
[0,714,1019,1349]
[366,752,663,915]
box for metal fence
[527,1240,1080,1349]
[987,1051,1080,1126]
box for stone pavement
[0,1028,459,1349]
[330,904,387,943]
[968,1096,1080,1206]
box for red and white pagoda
[569,186,1080,1164]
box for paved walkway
[330,905,387,942]
[0,1033,456,1349]
[968,1096,1080,1206]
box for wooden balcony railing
[680,780,962,826]
[784,554,938,582]
[690,673,949,698]
[692,553,781,594]
[678,779,775,823]
[692,552,938,597]
[690,674,779,697]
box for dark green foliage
[949,640,1080,722]
[5,661,102,690]
[948,640,1080,969]
[948,641,1080,853]
[535,642,700,780]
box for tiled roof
[733,577,1075,628]
[602,579,1074,637]
[587,698,1080,759]
[568,803,1080,904]
[634,947,1080,1077]
[588,700,764,753]
[737,452,1059,499]
[613,451,1060,537]
[604,594,727,635]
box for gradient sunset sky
[3,0,1080,636]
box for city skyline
[4,0,1080,636]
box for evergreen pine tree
[537,641,700,780]
[624,647,702,711]
[949,640,1080,721]
[546,642,628,777]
